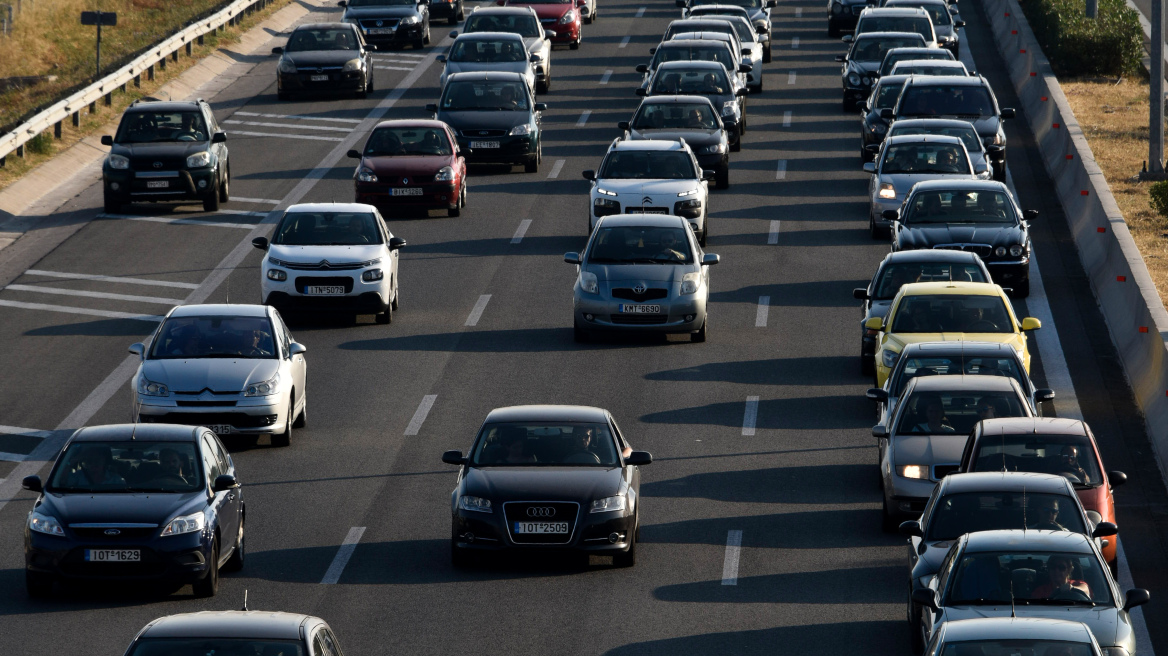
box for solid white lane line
[511,219,532,244]
[775,159,787,180]
[0,425,52,438]
[6,284,183,305]
[768,220,780,244]
[0,299,163,322]
[795,6,802,16]
[0,452,28,463]
[465,294,491,326]
[404,395,438,436]
[101,214,257,230]
[233,111,364,124]
[25,269,199,289]
[224,119,352,133]
[721,530,743,585]
[371,58,424,64]
[755,296,770,327]
[230,197,282,205]
[636,6,646,16]
[782,110,792,127]
[742,396,759,436]
[619,36,631,48]
[218,209,269,217]
[230,130,345,142]
[787,70,796,85]
[320,527,366,584]
[600,69,613,84]
[375,65,414,71]
[791,36,799,48]
[576,110,591,127]
[547,159,565,178]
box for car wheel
[424,22,431,45]
[524,144,540,173]
[537,79,549,94]
[691,319,707,342]
[828,22,839,37]
[763,45,772,63]
[293,392,307,427]
[193,539,219,597]
[376,300,393,324]
[367,71,375,93]
[272,400,293,447]
[224,516,245,572]
[716,166,729,189]
[908,593,925,654]
[414,36,425,49]
[203,186,221,213]
[277,90,289,101]
[613,519,637,567]
[869,216,883,239]
[26,570,53,599]
[843,98,853,112]
[698,226,707,247]
[449,197,461,217]
[881,496,897,533]
[730,138,741,153]
[993,163,1007,182]
[103,191,120,214]
[218,165,230,202]
[1013,277,1030,298]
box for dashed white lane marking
[782,110,792,127]
[721,530,743,585]
[742,396,759,436]
[511,219,532,244]
[791,36,800,48]
[465,294,492,326]
[577,110,591,127]
[218,209,268,217]
[320,527,366,584]
[600,69,613,85]
[99,214,257,229]
[25,269,199,289]
[768,220,780,244]
[230,197,282,205]
[404,394,438,436]
[636,6,646,16]
[232,111,363,124]
[376,65,414,71]
[0,426,52,438]
[224,119,352,133]
[547,159,565,178]
[775,159,787,180]
[787,70,796,85]
[230,130,345,142]
[5,284,183,305]
[755,296,770,327]
[795,6,802,16]
[0,299,163,322]
[619,36,631,48]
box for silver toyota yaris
[565,214,719,342]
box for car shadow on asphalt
[642,464,877,506]
[644,355,862,386]
[708,280,867,306]
[603,620,908,655]
[24,318,158,338]
[338,327,696,353]
[652,564,903,605]
[640,508,897,549]
[640,396,872,430]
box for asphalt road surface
[1,0,1167,653]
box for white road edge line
[782,110,792,128]
[5,284,184,305]
[375,66,414,71]
[775,159,787,180]
[101,214,257,230]
[742,396,759,436]
[768,220,780,244]
[229,197,282,205]
[636,6,646,16]
[721,529,743,585]
[24,269,199,289]
[576,110,591,127]
[223,119,352,133]
[599,69,613,85]
[787,70,796,85]
[404,395,438,436]
[0,299,163,322]
[320,526,366,584]
[465,294,492,326]
[547,159,565,179]
[755,296,770,327]
[619,36,631,48]
[233,111,364,124]
[0,452,29,463]
[511,219,532,244]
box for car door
[200,433,233,563]
[202,104,227,175]
[274,311,307,406]
[207,431,242,546]
[609,415,639,507]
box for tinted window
[895,389,1027,435]
[666,22,735,40]
[851,36,926,62]
[899,84,996,116]
[889,124,981,151]
[904,190,1017,224]
[464,13,542,37]
[470,422,621,466]
[587,226,694,264]
[892,62,966,76]
[874,81,906,109]
[364,127,452,156]
[880,142,970,174]
[286,28,359,51]
[873,262,988,300]
[891,294,1014,333]
[150,315,277,360]
[889,2,951,24]
[652,67,731,95]
[892,354,1024,397]
[129,639,304,656]
[653,44,735,71]
[970,433,1103,487]
[693,0,763,7]
[273,211,384,246]
[449,38,526,62]
[599,150,697,179]
[947,551,1112,605]
[633,102,719,130]
[116,111,207,144]
[880,49,952,75]
[941,642,1092,656]
[441,80,529,110]
[858,15,932,38]
[927,492,1086,541]
[48,441,203,493]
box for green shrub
[25,130,52,155]
[1150,180,1168,217]
[1020,0,1144,76]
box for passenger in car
[1030,555,1090,599]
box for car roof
[861,6,930,15]
[596,214,691,229]
[942,618,1095,643]
[887,0,948,6]
[909,179,1012,192]
[70,423,202,443]
[284,202,378,213]
[939,471,1073,495]
[168,303,270,318]
[126,100,203,113]
[883,134,964,146]
[484,405,611,423]
[672,18,739,27]
[907,373,1021,393]
[372,119,450,130]
[672,31,733,41]
[883,248,982,264]
[639,94,717,107]
[454,30,524,40]
[899,341,1016,356]
[905,74,986,87]
[897,59,964,65]
[899,280,1004,296]
[446,70,527,82]
[611,139,688,151]
[884,47,946,55]
[890,118,980,130]
[977,417,1089,436]
[469,6,536,14]
[964,529,1094,553]
[855,30,926,40]
[141,611,318,639]
[296,22,354,30]
[875,74,912,86]
[690,4,750,12]
[657,60,727,72]
[661,38,732,48]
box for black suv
[101,99,229,214]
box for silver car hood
[881,172,976,194]
[941,605,1122,646]
[585,263,696,284]
[142,358,280,394]
[596,179,698,195]
[268,244,383,264]
[891,433,966,466]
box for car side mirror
[1035,388,1055,402]
[545,30,557,38]
[872,424,889,438]
[766,0,776,6]
[863,162,877,173]
[101,135,113,146]
[1124,589,1151,612]
[581,169,596,181]
[835,54,846,62]
[346,149,362,159]
[867,388,889,402]
[389,237,407,250]
[912,588,938,611]
[702,253,720,265]
[289,342,307,356]
[564,251,582,265]
[1092,521,1118,538]
[1109,470,1128,486]
[954,19,965,26]
[1000,108,1016,119]
[535,102,548,111]
[864,317,885,330]
[636,88,648,96]
[271,46,284,55]
[865,144,879,153]
[1025,209,1039,220]
[880,108,895,120]
[702,169,716,181]
[899,520,923,537]
[252,236,269,251]
[649,47,657,54]
[576,0,586,6]
[738,62,752,73]
[212,474,239,492]
[449,30,459,38]
[425,103,438,113]
[22,475,42,492]
[735,88,748,97]
[367,44,377,51]
[882,209,899,221]
[129,342,145,358]
[740,48,751,57]
[1021,317,1042,331]
[436,54,447,63]
[530,54,539,63]
[617,121,631,131]
[626,451,653,466]
[442,450,467,465]
[842,34,853,43]
[986,144,1004,153]
[853,287,869,300]
[212,131,227,144]
[974,163,987,175]
[636,64,649,73]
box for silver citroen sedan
[565,215,719,342]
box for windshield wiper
[956,114,983,119]
[1026,598,1097,606]
[955,598,1012,605]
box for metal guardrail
[0,0,272,164]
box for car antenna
[130,421,137,440]
[242,589,248,611]
[1009,577,1017,618]
[1022,485,1027,535]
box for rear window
[888,1,951,25]
[898,84,996,117]
[874,81,905,109]
[464,13,542,37]
[633,102,719,130]
[873,262,988,300]
[880,142,970,174]
[653,44,735,71]
[926,492,1086,541]
[879,49,952,75]
[891,354,1024,397]
[970,433,1103,487]
[895,389,1027,435]
[666,21,735,40]
[857,15,932,39]
[652,67,731,95]
[889,124,981,151]
[851,36,926,62]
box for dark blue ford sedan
[22,423,244,598]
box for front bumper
[137,397,286,435]
[844,84,873,105]
[695,152,729,173]
[453,507,635,552]
[541,19,580,44]
[358,22,426,46]
[574,292,707,334]
[265,290,390,315]
[278,70,366,94]
[103,167,217,203]
[985,259,1029,287]
[455,134,537,165]
[356,181,459,210]
[26,526,212,583]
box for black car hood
[462,466,623,501]
[440,109,531,132]
[896,223,1025,250]
[110,141,208,159]
[848,60,880,75]
[38,490,206,527]
[628,127,721,146]
[284,50,364,67]
[910,538,953,580]
[344,6,419,18]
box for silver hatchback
[565,215,719,342]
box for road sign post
[80,11,117,80]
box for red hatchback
[348,120,467,217]
[497,0,584,49]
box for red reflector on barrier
[1098,227,1106,233]
[1030,72,1037,76]
[1011,30,1017,34]
[1118,276,1127,282]
[1081,190,1089,195]
[1005,11,1010,15]
[1041,96,1048,101]
[1140,326,1149,333]
[1067,154,1074,160]
[1021,49,1027,53]
[1054,123,1060,128]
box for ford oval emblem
[153,162,163,169]
[104,528,121,536]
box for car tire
[716,166,729,189]
[861,353,874,376]
[193,539,219,597]
[573,321,590,343]
[449,13,459,25]
[224,516,245,572]
[103,191,120,214]
[730,138,741,153]
[993,163,1007,182]
[763,46,771,63]
[26,570,53,599]
[451,540,474,568]
[691,319,707,342]
[424,22,431,45]
[367,72,375,93]
[449,197,461,217]
[881,496,898,533]
[376,301,392,324]
[414,37,425,49]
[584,11,592,23]
[277,90,289,101]
[203,187,220,213]
[828,22,839,38]
[272,400,293,447]
[613,519,637,567]
[869,216,885,239]
[1013,277,1030,298]
[524,144,540,173]
[293,398,307,428]
[537,79,549,94]
[218,165,230,202]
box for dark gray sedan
[638,60,748,148]
[121,611,346,655]
[620,95,731,188]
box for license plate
[207,424,233,435]
[310,74,329,81]
[392,187,423,196]
[513,522,569,534]
[85,549,140,562]
[469,140,500,149]
[306,285,346,295]
[367,27,394,34]
[146,180,169,189]
[618,304,661,313]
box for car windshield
[927,492,1086,541]
[515,0,572,4]
[896,389,1027,435]
[879,49,952,75]
[970,433,1104,488]
[889,2,951,24]
[694,0,763,7]
[285,28,359,51]
[873,81,906,109]
[449,38,527,62]
[149,315,278,360]
[441,80,530,110]
[47,441,203,493]
[633,102,719,130]
[894,62,966,76]
[851,36,926,62]
[666,22,735,40]
[904,190,1017,224]
[891,293,1014,333]
[273,211,384,246]
[873,262,988,300]
[470,422,621,466]
[899,84,996,117]
[652,67,731,95]
[891,354,1025,397]
[716,18,755,39]
[890,125,981,151]
[364,126,453,156]
[947,551,1113,606]
[587,226,694,264]
[464,13,542,37]
[880,142,970,174]
[128,639,305,656]
[115,111,207,144]
[941,641,1093,656]
[599,150,697,179]
[654,45,735,70]
[858,15,932,39]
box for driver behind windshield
[64,445,126,487]
[1030,555,1091,600]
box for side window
[312,633,332,656]
[935,543,961,598]
[211,434,232,474]
[920,485,941,532]
[323,629,345,656]
[203,105,219,132]
[609,416,631,454]
[274,314,292,357]
[201,436,223,482]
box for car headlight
[243,372,280,397]
[1009,244,1024,257]
[681,271,702,295]
[677,188,700,197]
[590,496,627,513]
[994,246,1007,257]
[898,465,929,479]
[872,123,887,134]
[458,495,492,513]
[862,75,872,86]
[267,268,287,281]
[847,72,861,86]
[596,187,618,197]
[357,167,378,183]
[107,153,130,170]
[160,511,206,536]
[831,1,843,13]
[510,123,532,136]
[362,268,383,282]
[579,271,599,294]
[558,9,576,23]
[722,101,737,117]
[881,349,899,368]
[29,512,64,536]
[878,183,896,199]
[137,376,169,397]
[400,14,419,25]
[698,143,725,154]
[186,151,212,168]
[343,58,364,72]
[278,58,297,74]
[434,165,456,182]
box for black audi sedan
[100,98,229,214]
[339,0,433,50]
[121,611,346,655]
[836,31,924,111]
[23,424,244,598]
[638,60,747,150]
[273,23,375,100]
[427,71,546,172]
[442,405,652,567]
[890,179,1036,296]
[619,95,731,188]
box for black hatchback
[100,98,229,214]
[427,72,546,172]
[22,424,244,598]
[273,23,376,100]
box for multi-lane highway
[1,0,1168,653]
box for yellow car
[866,281,1041,388]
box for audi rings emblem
[153,162,163,169]
[104,529,121,536]
[526,506,555,517]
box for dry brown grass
[1062,78,1168,306]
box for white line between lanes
[742,396,759,436]
[320,526,366,584]
[511,219,531,244]
[230,197,282,205]
[375,65,414,71]
[547,159,565,178]
[600,69,612,85]
[0,452,29,463]
[576,110,591,127]
[0,425,52,438]
[101,213,257,229]
[787,70,796,85]
[0,299,163,322]
[782,111,792,128]
[219,209,268,217]
[230,130,345,142]
[405,395,438,436]
[619,36,630,48]
[636,6,646,16]
[775,159,787,180]
[223,119,352,133]
[755,296,770,327]
[791,36,800,48]
[768,220,780,244]
[24,269,200,289]
[5,284,183,305]
[795,6,802,16]
[465,294,492,326]
[721,530,743,585]
[233,111,364,124]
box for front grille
[294,276,355,293]
[176,401,238,407]
[360,18,400,28]
[129,156,186,170]
[503,501,579,544]
[624,207,668,214]
[147,413,278,428]
[271,257,370,271]
[612,288,668,302]
[297,66,344,73]
[610,314,669,324]
[933,243,992,258]
[851,4,867,14]
[933,464,960,480]
[70,527,157,540]
[461,128,508,138]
